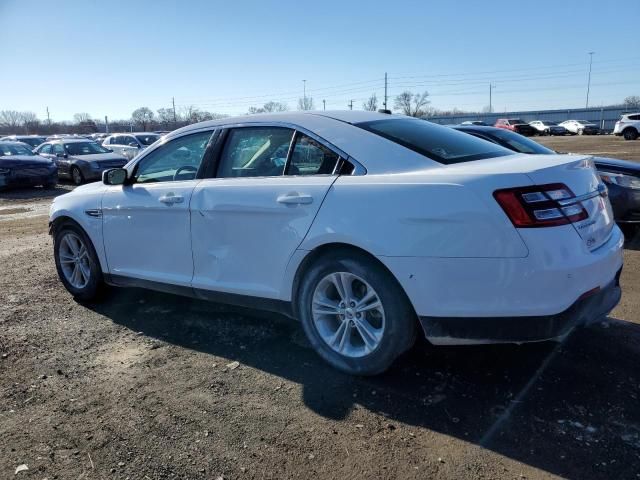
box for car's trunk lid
[525,155,614,250]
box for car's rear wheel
[71,166,84,185]
[623,128,638,141]
[297,251,416,376]
[54,223,103,301]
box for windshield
[509,119,526,124]
[135,134,160,146]
[0,143,35,156]
[543,121,558,126]
[64,142,110,155]
[356,118,513,164]
[489,129,555,155]
[577,120,592,125]
[16,137,45,148]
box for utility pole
[348,100,354,110]
[172,97,177,123]
[323,99,326,111]
[489,83,496,113]
[46,107,51,125]
[586,51,595,108]
[303,79,306,101]
[384,72,388,110]
[105,115,109,133]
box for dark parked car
[494,118,537,136]
[0,135,47,149]
[454,125,640,237]
[35,139,128,185]
[0,141,58,190]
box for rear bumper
[420,269,622,345]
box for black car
[0,141,58,190]
[453,125,640,237]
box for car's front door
[190,127,344,299]
[51,143,71,176]
[101,130,214,286]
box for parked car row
[461,118,616,136]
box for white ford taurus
[49,111,623,375]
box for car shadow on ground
[0,184,73,201]
[89,287,640,480]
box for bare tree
[20,112,40,133]
[131,107,154,131]
[623,95,640,109]
[248,101,288,114]
[393,91,431,117]
[0,110,22,129]
[157,107,177,125]
[73,112,92,124]
[297,97,314,111]
[363,94,378,111]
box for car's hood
[592,156,640,173]
[69,152,128,162]
[0,155,55,167]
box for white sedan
[49,111,623,375]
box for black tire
[71,166,84,185]
[297,250,417,376]
[43,181,57,189]
[53,222,104,302]
[623,128,638,141]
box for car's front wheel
[71,166,84,185]
[297,251,416,376]
[53,223,104,301]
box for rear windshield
[355,118,513,164]
[509,119,526,124]
[16,137,45,148]
[135,134,160,146]
[489,129,555,155]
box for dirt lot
[537,134,640,162]
[1,138,640,480]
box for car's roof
[47,138,96,144]
[172,110,392,134]
[0,140,33,146]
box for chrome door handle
[159,194,184,205]
[277,193,313,205]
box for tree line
[2,95,638,136]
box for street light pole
[586,52,595,108]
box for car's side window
[39,144,52,154]
[286,133,340,175]
[124,136,137,147]
[217,127,294,178]
[133,131,213,184]
[52,144,64,156]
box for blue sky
[0,0,638,122]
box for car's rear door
[190,126,345,299]
[101,129,215,286]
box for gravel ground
[1,139,640,480]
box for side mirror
[103,168,127,185]
[56,152,68,159]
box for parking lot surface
[1,137,639,479]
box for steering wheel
[173,165,198,181]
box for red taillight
[493,183,588,228]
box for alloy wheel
[58,232,91,289]
[311,272,386,358]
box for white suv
[613,113,640,140]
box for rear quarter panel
[300,172,530,258]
